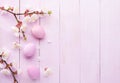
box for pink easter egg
[23,43,36,58]
[31,25,45,39]
[27,66,40,80]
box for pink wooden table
[0,0,120,83]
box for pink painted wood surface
[80,0,100,83]
[60,0,80,83]
[0,0,20,83]
[0,0,120,83]
[101,0,120,83]
[40,0,60,83]
[19,1,40,83]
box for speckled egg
[31,25,45,39]
[27,65,40,80]
[23,43,36,58]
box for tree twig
[0,52,18,83]
[0,6,51,40]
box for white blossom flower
[17,69,22,75]
[23,16,31,23]
[4,5,10,10]
[13,7,19,13]
[12,42,21,49]
[23,14,39,23]
[10,61,17,71]
[11,26,19,33]
[20,24,27,31]
[12,61,17,68]
[0,69,11,76]
[43,67,52,77]
[30,14,39,22]
[39,8,49,17]
[12,24,27,32]
[2,50,10,60]
[0,63,4,70]
[41,8,48,13]
[0,48,10,60]
[11,26,24,38]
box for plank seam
[59,0,61,82]
[99,0,102,83]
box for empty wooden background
[0,0,120,83]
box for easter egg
[23,43,36,58]
[27,65,40,80]
[31,25,45,39]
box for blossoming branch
[0,6,52,83]
[0,52,18,83]
[0,6,52,40]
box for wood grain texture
[40,0,60,83]
[101,0,120,83]
[0,0,120,83]
[0,0,20,83]
[80,0,100,83]
[19,0,40,83]
[60,0,80,83]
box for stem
[4,61,18,83]
[15,11,35,15]
[4,9,45,16]
[0,8,48,40]
[0,6,51,83]
[13,14,19,23]
[2,9,27,40]
[4,9,15,14]
[0,53,18,83]
[21,30,27,40]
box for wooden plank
[101,0,120,83]
[19,0,40,83]
[80,0,100,83]
[60,0,80,83]
[0,0,20,83]
[39,0,60,83]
